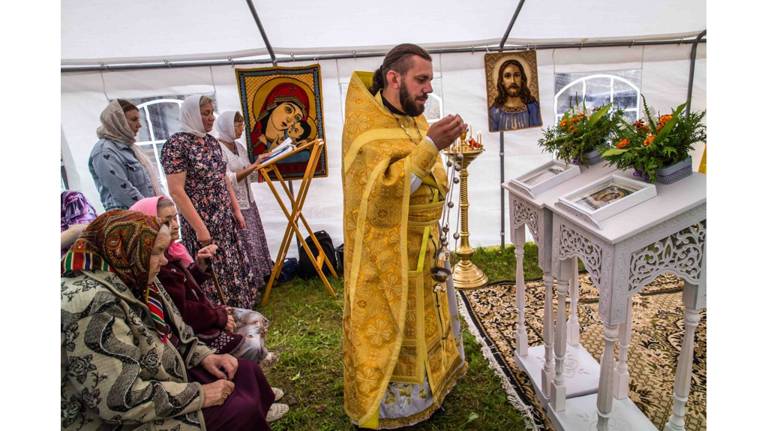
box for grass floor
[259,245,538,430]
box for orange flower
[657,114,673,131]
[633,119,649,133]
[568,125,577,133]
[616,138,630,149]
[559,119,568,128]
[643,134,655,147]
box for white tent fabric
[62,0,705,63]
[61,1,706,259]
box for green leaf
[467,413,480,422]
[641,95,656,130]
[587,104,611,127]
[290,371,302,381]
[602,148,629,157]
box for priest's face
[399,56,433,116]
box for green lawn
[258,243,538,430]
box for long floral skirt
[241,205,273,284]
[181,211,260,310]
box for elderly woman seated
[129,196,277,365]
[61,210,288,430]
[60,190,99,255]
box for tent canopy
[61,0,706,255]
[62,0,705,65]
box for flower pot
[656,156,692,184]
[583,148,603,166]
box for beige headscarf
[96,100,163,196]
[214,111,238,143]
[180,95,208,138]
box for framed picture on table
[558,173,657,226]
[508,160,580,197]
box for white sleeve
[410,136,436,194]
[410,174,423,194]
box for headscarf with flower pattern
[61,210,172,340]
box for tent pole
[500,0,527,48]
[496,0,526,251]
[685,30,706,115]
[62,38,706,73]
[244,0,277,66]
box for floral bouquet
[538,104,623,165]
[601,96,706,183]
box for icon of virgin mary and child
[248,80,318,177]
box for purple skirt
[188,359,275,431]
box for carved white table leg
[596,324,620,431]
[567,257,580,347]
[550,261,570,412]
[542,271,554,399]
[515,225,529,357]
[663,304,703,431]
[613,298,633,400]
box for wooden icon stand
[257,139,338,305]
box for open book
[258,138,296,167]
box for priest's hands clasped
[427,114,468,150]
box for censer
[430,127,488,289]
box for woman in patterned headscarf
[61,210,286,430]
[60,190,99,255]
[130,196,278,366]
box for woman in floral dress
[215,110,274,284]
[161,95,262,309]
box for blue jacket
[88,138,154,210]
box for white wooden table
[546,171,706,431]
[502,163,617,404]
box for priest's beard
[400,85,426,116]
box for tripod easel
[256,139,338,305]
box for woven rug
[458,273,706,430]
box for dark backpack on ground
[277,257,298,284]
[297,231,338,279]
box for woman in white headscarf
[161,95,261,309]
[88,99,163,209]
[216,111,274,288]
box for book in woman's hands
[259,138,296,167]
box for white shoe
[266,403,289,422]
[261,351,279,367]
[272,387,284,402]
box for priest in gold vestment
[341,44,468,429]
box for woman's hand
[195,244,218,271]
[225,314,236,332]
[234,210,246,230]
[201,379,235,407]
[201,353,239,380]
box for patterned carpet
[458,273,706,430]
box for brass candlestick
[443,129,488,289]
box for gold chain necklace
[395,115,423,146]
